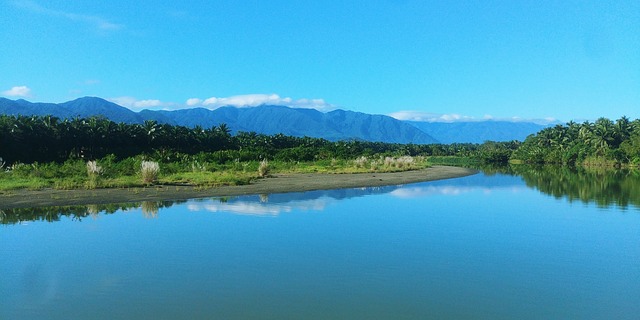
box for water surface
[2,170,639,319]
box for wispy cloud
[388,111,474,122]
[2,85,32,97]
[388,110,558,124]
[390,185,527,199]
[189,94,335,111]
[13,0,123,32]
[108,96,171,110]
[185,98,202,106]
[109,93,334,112]
[186,198,330,216]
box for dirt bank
[0,166,477,209]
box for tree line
[0,115,518,165]
[10,114,635,167]
[511,117,640,166]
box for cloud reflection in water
[186,197,334,216]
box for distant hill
[0,97,144,124]
[150,105,438,144]
[59,97,143,124]
[0,96,551,144]
[407,120,550,144]
[0,97,437,144]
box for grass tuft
[141,161,160,184]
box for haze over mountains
[0,97,549,144]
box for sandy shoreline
[0,166,477,209]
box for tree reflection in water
[503,165,640,210]
[141,201,160,219]
[0,200,183,225]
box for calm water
[2,169,640,319]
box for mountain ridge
[0,97,438,144]
[0,96,549,144]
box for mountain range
[0,97,549,144]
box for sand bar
[0,166,477,209]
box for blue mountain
[0,96,549,143]
[407,120,550,144]
[59,97,143,124]
[0,97,438,144]
[150,105,438,144]
[0,97,143,124]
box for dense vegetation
[511,117,640,166]
[0,114,519,190]
[0,114,519,165]
[1,114,637,191]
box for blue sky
[1,0,638,123]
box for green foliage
[0,114,516,191]
[20,113,640,191]
[476,141,517,164]
[0,114,523,169]
[426,156,480,166]
[512,117,640,167]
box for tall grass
[0,154,432,191]
[258,159,270,177]
[141,161,160,184]
[353,155,425,172]
[86,160,103,189]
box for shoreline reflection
[3,166,638,224]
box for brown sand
[0,166,476,209]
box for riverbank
[0,166,476,209]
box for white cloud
[388,110,558,124]
[203,94,281,107]
[388,110,474,122]
[113,94,324,111]
[108,96,169,110]
[108,93,334,112]
[186,98,202,106]
[134,99,163,108]
[14,0,123,32]
[2,85,32,97]
[390,185,527,198]
[188,94,334,111]
[186,198,330,216]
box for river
[1,167,639,319]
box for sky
[1,0,639,123]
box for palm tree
[592,117,615,155]
[613,116,631,148]
[142,120,160,149]
[216,123,231,137]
